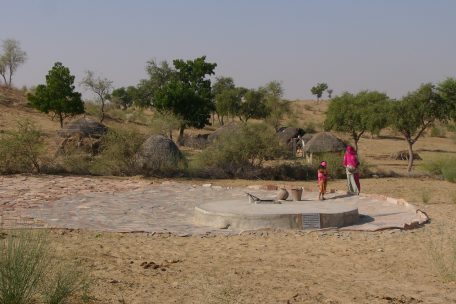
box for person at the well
[343,146,360,195]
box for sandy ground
[2,175,456,304]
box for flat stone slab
[194,200,359,230]
[7,180,427,235]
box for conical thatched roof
[207,123,239,143]
[58,118,107,138]
[302,133,314,143]
[303,132,346,153]
[136,135,184,175]
[276,127,305,145]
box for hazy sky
[1,0,455,100]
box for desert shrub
[149,110,183,139]
[83,102,99,117]
[0,121,45,174]
[193,122,283,177]
[442,165,456,183]
[446,123,456,133]
[427,228,456,282]
[430,126,446,138]
[260,163,315,180]
[56,147,93,175]
[91,128,146,176]
[0,230,87,304]
[421,157,456,182]
[421,191,431,204]
[0,231,48,304]
[43,266,87,304]
[302,121,317,134]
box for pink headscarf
[343,146,358,167]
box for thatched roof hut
[207,123,239,143]
[136,135,185,175]
[276,127,305,145]
[390,150,422,161]
[303,132,346,153]
[58,118,107,138]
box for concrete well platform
[194,200,359,230]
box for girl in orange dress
[318,161,328,200]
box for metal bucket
[290,188,303,201]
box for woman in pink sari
[343,146,360,194]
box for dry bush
[192,122,283,177]
[91,127,146,176]
[0,121,45,174]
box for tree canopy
[111,86,137,109]
[28,62,84,128]
[212,76,243,125]
[324,90,390,152]
[390,83,454,172]
[135,60,175,108]
[239,89,269,122]
[0,39,27,87]
[311,83,329,101]
[153,56,217,143]
[80,70,113,123]
[262,81,290,130]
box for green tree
[311,83,328,101]
[111,86,137,109]
[324,90,390,152]
[28,62,84,128]
[135,59,175,108]
[154,56,216,143]
[437,77,456,121]
[239,89,269,122]
[390,83,453,173]
[80,70,113,123]
[212,77,243,125]
[262,81,290,130]
[0,39,27,86]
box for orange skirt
[318,181,327,194]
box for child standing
[318,161,328,200]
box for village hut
[56,118,108,155]
[58,118,107,138]
[136,135,185,175]
[276,127,305,145]
[390,150,422,161]
[303,132,346,153]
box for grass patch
[421,191,431,204]
[427,228,456,282]
[0,230,87,304]
[430,126,446,138]
[421,156,456,183]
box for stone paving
[0,175,428,235]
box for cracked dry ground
[1,174,456,303]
